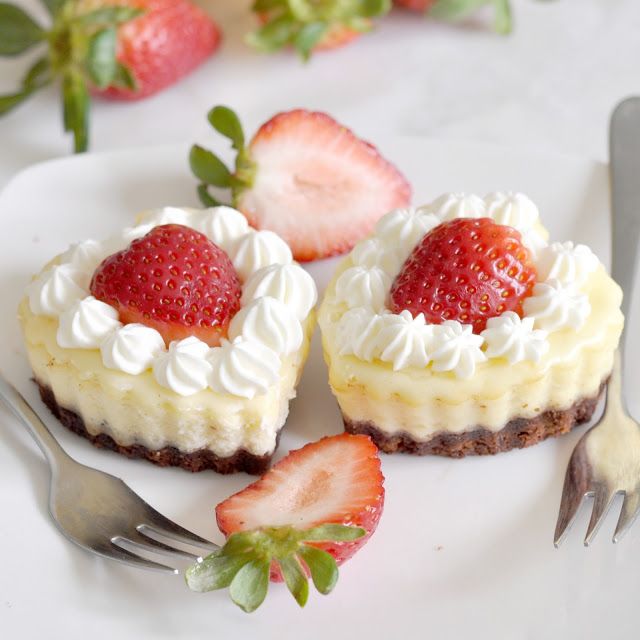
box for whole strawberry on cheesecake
[319,192,624,456]
[19,206,317,473]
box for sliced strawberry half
[186,434,385,612]
[190,106,412,261]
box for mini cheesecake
[319,193,623,457]
[19,207,317,473]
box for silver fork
[0,374,219,572]
[554,97,640,547]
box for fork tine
[613,491,640,543]
[93,541,178,574]
[114,529,201,561]
[141,508,220,552]
[554,465,588,547]
[584,486,616,546]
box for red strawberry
[394,0,436,10]
[190,107,412,261]
[87,0,221,100]
[185,434,384,611]
[0,0,220,152]
[249,1,390,59]
[90,224,241,346]
[390,217,537,333]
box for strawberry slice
[90,224,241,346]
[186,434,385,612]
[190,106,412,261]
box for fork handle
[0,373,71,469]
[610,97,640,351]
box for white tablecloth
[1,0,639,190]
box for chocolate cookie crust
[36,382,274,475]
[343,382,606,458]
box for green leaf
[303,524,366,542]
[288,0,314,22]
[86,27,118,89]
[197,184,224,207]
[62,70,90,153]
[429,0,490,20]
[229,559,270,613]
[246,15,296,52]
[208,106,245,151]
[493,0,512,34]
[252,0,284,11]
[294,22,327,60]
[358,0,392,18]
[23,56,52,90]
[75,6,144,27]
[111,62,137,91]
[41,0,66,17]
[278,555,309,607]
[189,144,232,187]
[185,552,252,592]
[298,545,339,595]
[0,3,44,56]
[0,91,30,116]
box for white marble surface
[1,0,639,189]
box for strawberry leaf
[229,559,270,613]
[197,184,225,207]
[24,56,52,90]
[87,27,118,89]
[185,551,253,592]
[189,145,232,187]
[0,91,30,116]
[278,555,309,608]
[208,106,245,152]
[298,545,339,595]
[0,3,45,56]
[246,15,296,52]
[62,69,89,153]
[74,7,144,27]
[40,0,66,16]
[294,22,327,60]
[429,0,512,34]
[111,63,137,91]
[303,524,366,542]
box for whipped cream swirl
[192,206,250,249]
[27,264,89,316]
[242,263,317,320]
[138,206,193,227]
[536,241,598,285]
[60,239,105,273]
[335,308,385,361]
[101,323,165,375]
[153,337,212,396]
[351,237,405,276]
[429,321,486,379]
[229,297,302,355]
[480,312,549,364]
[334,266,391,312]
[523,279,591,331]
[374,208,440,256]
[423,193,486,221]
[57,296,121,349]
[208,338,281,399]
[231,230,293,281]
[483,192,539,230]
[376,311,434,370]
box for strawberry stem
[191,105,257,209]
[0,1,143,152]
[185,524,365,612]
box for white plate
[1,141,638,640]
